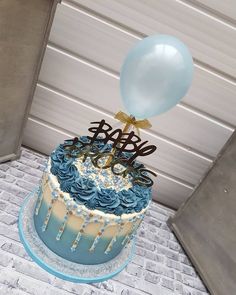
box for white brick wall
[0,148,209,295]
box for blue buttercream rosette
[97,189,120,213]
[70,178,97,202]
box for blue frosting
[97,189,120,212]
[50,137,152,215]
[34,200,127,264]
[120,190,137,208]
[70,178,97,201]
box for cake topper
[65,34,193,188]
[63,118,157,187]
[88,119,156,164]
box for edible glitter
[75,157,132,192]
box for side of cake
[34,132,153,265]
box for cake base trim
[18,189,135,283]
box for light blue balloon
[120,34,194,119]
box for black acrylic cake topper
[63,119,157,187]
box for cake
[33,119,156,265]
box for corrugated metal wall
[23,0,236,209]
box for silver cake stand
[18,189,135,283]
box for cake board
[18,189,135,283]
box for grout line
[0,226,21,244]
[0,282,31,295]
[109,276,154,295]
[178,103,235,131]
[194,59,236,87]
[28,114,197,189]
[0,247,78,294]
[28,115,77,138]
[150,200,176,214]
[47,42,119,79]
[0,208,20,219]
[37,81,115,120]
[142,128,213,162]
[61,0,143,40]
[152,200,177,212]
[36,81,214,162]
[21,147,48,159]
[0,232,20,244]
[177,0,236,30]
[147,167,195,190]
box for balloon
[120,34,194,119]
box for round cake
[34,135,153,265]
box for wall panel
[49,4,236,126]
[23,0,236,208]
[38,47,232,157]
[72,0,236,77]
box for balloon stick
[105,116,134,166]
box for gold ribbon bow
[105,111,152,165]
[114,111,152,136]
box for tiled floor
[0,147,208,295]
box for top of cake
[50,136,152,216]
[50,119,157,216]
